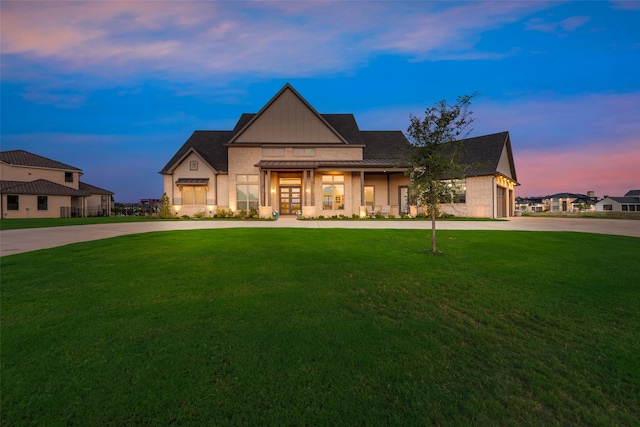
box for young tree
[159,192,173,219]
[405,93,477,254]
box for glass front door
[280,186,301,215]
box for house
[543,192,597,212]
[595,190,640,212]
[516,197,545,212]
[160,83,518,219]
[1,150,114,218]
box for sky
[2,1,639,202]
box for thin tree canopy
[405,93,477,254]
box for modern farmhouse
[1,150,114,219]
[161,84,518,218]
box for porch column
[212,173,218,205]
[267,170,272,206]
[302,170,307,206]
[259,170,264,206]
[360,170,365,205]
[310,170,315,206]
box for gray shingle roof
[0,150,82,171]
[1,180,89,196]
[607,196,640,203]
[625,189,640,197]
[361,131,411,159]
[160,131,233,173]
[458,131,513,178]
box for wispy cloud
[2,1,551,81]
[525,16,591,35]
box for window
[237,174,258,211]
[449,179,466,203]
[364,186,375,208]
[262,148,285,157]
[279,178,301,185]
[237,174,259,182]
[190,161,198,171]
[322,175,344,210]
[65,172,73,182]
[237,185,258,211]
[603,204,612,211]
[622,205,628,211]
[7,195,19,210]
[182,186,206,204]
[38,196,48,210]
[293,148,315,157]
[552,206,559,211]
[630,205,637,212]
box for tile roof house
[160,83,518,219]
[1,150,114,218]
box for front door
[280,186,301,215]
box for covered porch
[254,160,410,218]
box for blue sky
[2,0,639,201]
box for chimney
[587,191,595,199]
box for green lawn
[0,216,165,230]
[2,229,638,426]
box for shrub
[374,212,384,219]
[181,215,190,220]
[318,215,324,219]
[216,209,227,218]
[388,214,395,219]
[193,211,205,219]
[249,208,258,218]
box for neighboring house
[595,190,640,212]
[516,197,545,212]
[1,150,114,218]
[543,192,597,212]
[160,83,519,219]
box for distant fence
[60,207,110,218]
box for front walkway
[1,217,639,257]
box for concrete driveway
[1,217,639,257]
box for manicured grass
[2,229,638,425]
[0,216,167,230]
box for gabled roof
[458,131,517,183]
[228,83,349,145]
[0,179,89,196]
[160,131,233,174]
[79,182,114,195]
[0,150,82,171]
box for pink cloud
[515,140,640,197]
[1,0,554,81]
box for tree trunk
[431,204,437,254]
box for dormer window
[190,161,198,171]
[65,172,73,182]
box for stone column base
[259,206,274,219]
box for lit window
[182,186,206,204]
[38,196,48,210]
[322,175,344,210]
[364,186,375,208]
